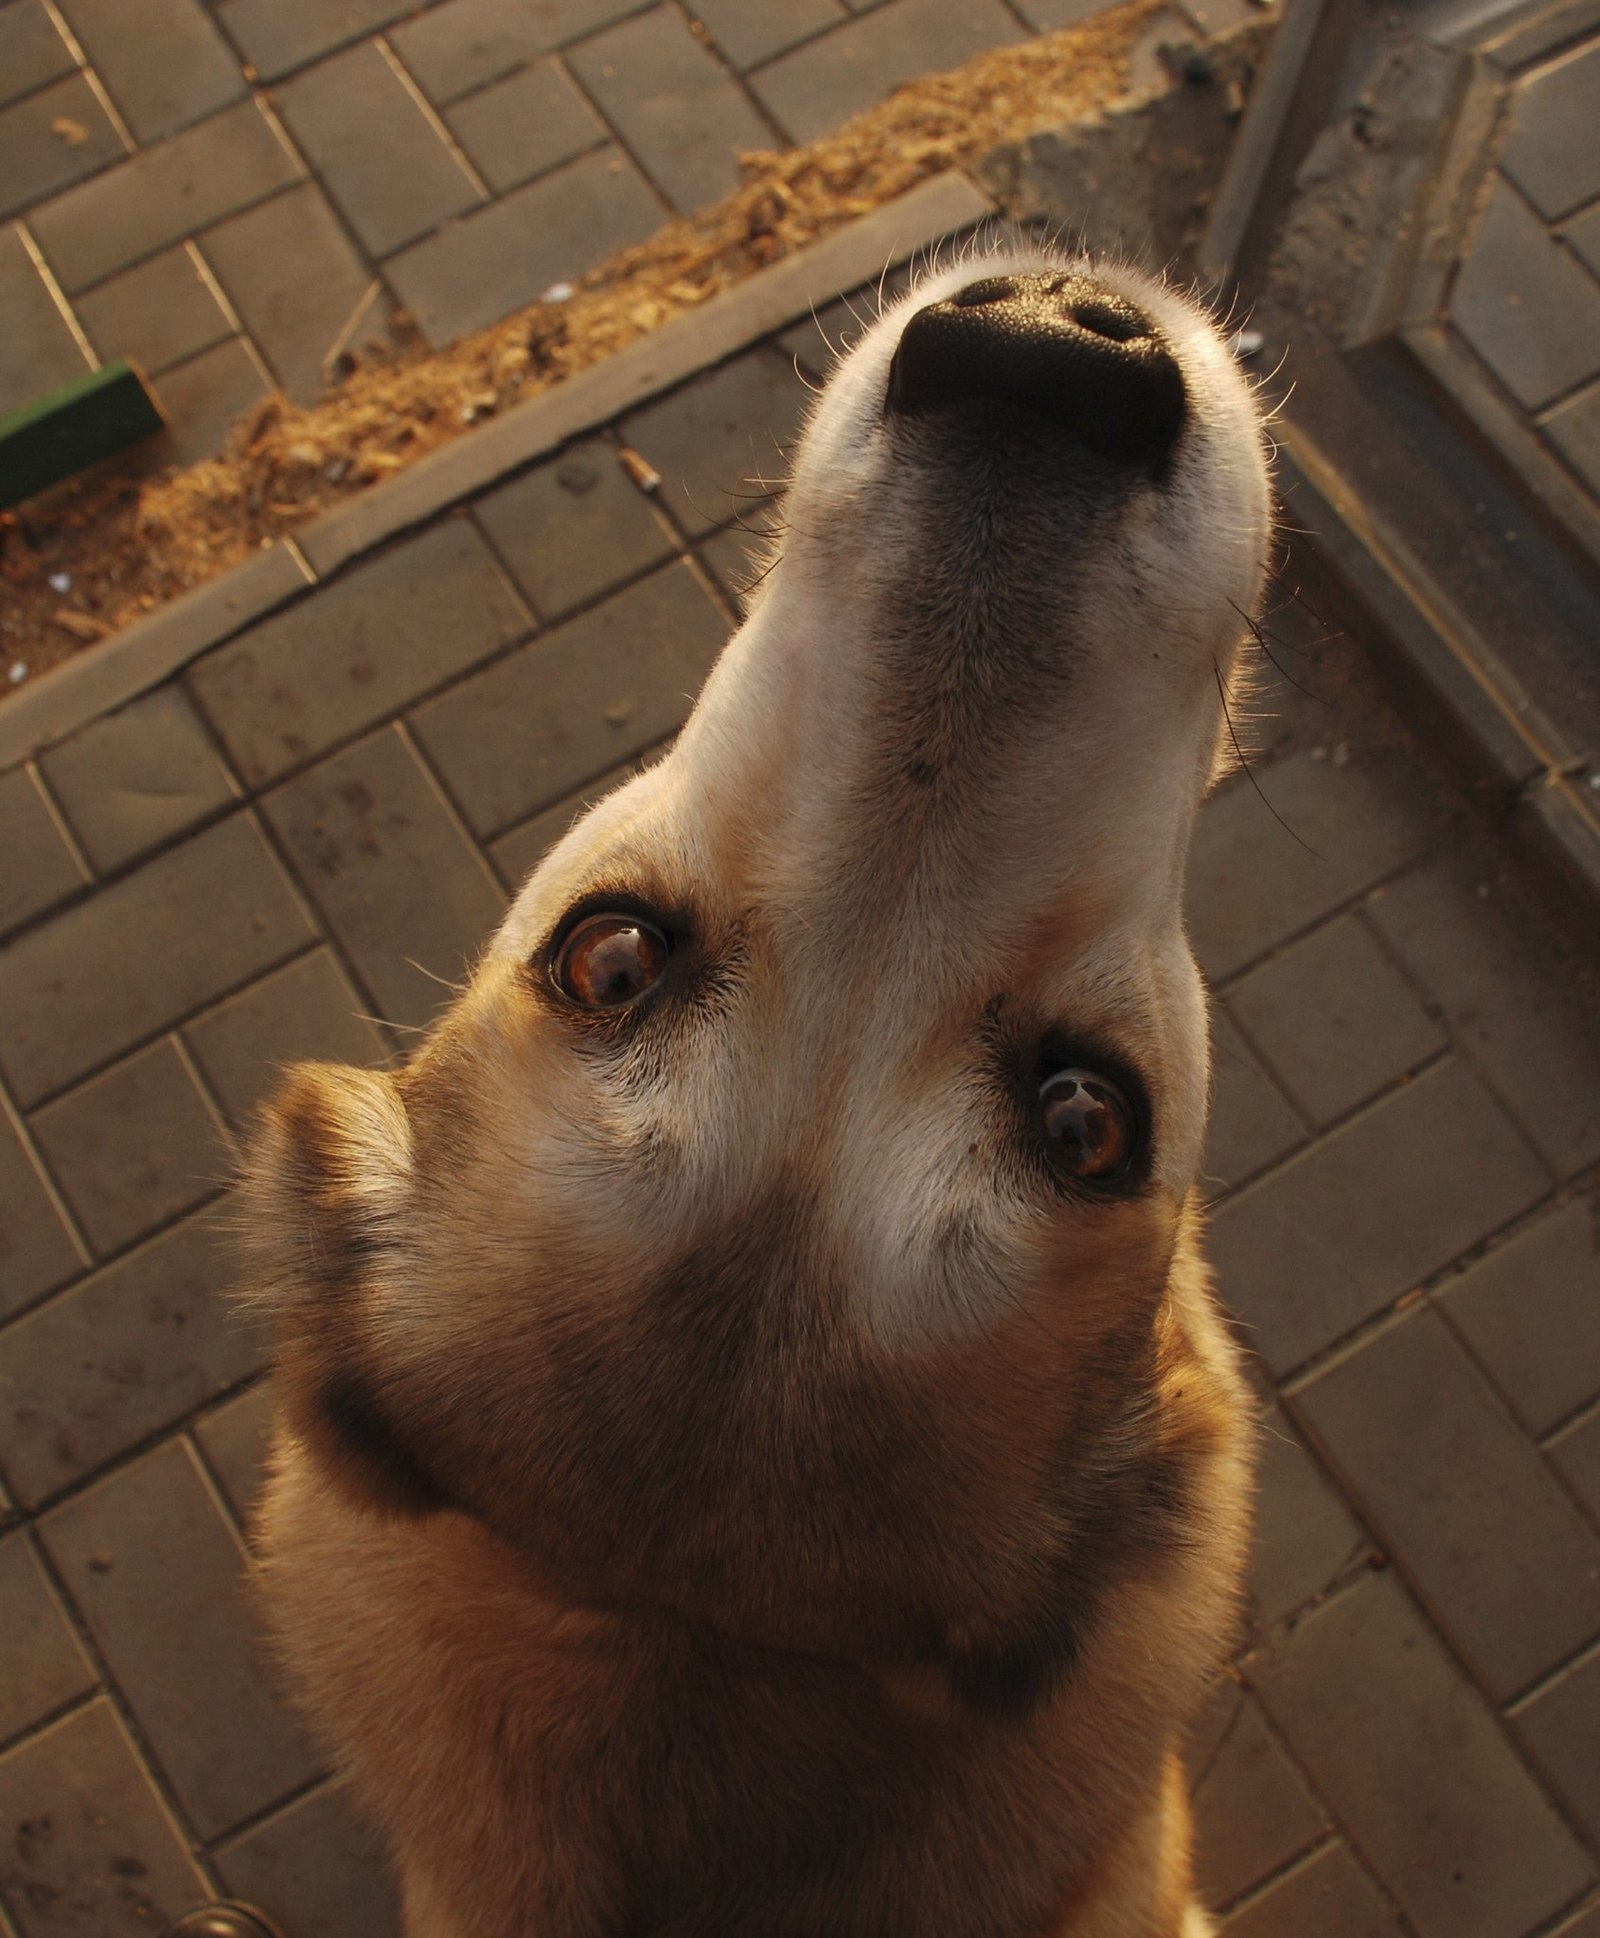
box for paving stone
[0,1105,83,1323]
[383,142,662,347]
[473,436,678,620]
[1211,1056,1549,1375]
[39,684,236,875]
[1437,1196,1600,1437]
[1502,41,1600,222]
[72,243,233,379]
[215,1780,402,1938]
[0,72,123,222]
[30,1037,230,1259]
[696,520,771,606]
[0,222,91,418]
[749,0,1025,143]
[147,335,270,467]
[29,97,300,294]
[390,0,652,103]
[189,519,527,788]
[1547,1904,1600,1938]
[274,42,479,259]
[1185,751,1436,984]
[1452,179,1600,412]
[183,949,389,1132]
[1222,914,1445,1127]
[55,0,243,144]
[215,0,421,81]
[1293,1302,1600,1701]
[0,812,313,1108]
[442,56,604,192]
[1250,1405,1369,1630]
[486,755,643,886]
[1247,1569,1592,1938]
[0,1207,261,1506]
[262,727,506,1032]
[1567,202,1600,282]
[410,558,725,835]
[0,1700,209,1936]
[686,0,844,71]
[1191,1682,1326,1909]
[0,1532,96,1744]
[0,763,86,939]
[1013,0,1118,28]
[43,1436,319,1839]
[193,1378,275,1536]
[1512,1645,1600,1848]
[1366,858,1600,1176]
[1204,1005,1306,1193]
[1549,1407,1600,1523]
[1544,377,1600,497]
[566,8,775,212]
[1219,1842,1404,1937]
[620,345,809,535]
[0,1,74,110]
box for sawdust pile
[3,0,1177,684]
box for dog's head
[252,243,1271,1707]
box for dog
[246,238,1272,1937]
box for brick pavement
[2,225,1599,1934]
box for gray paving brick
[487,755,643,886]
[1223,914,1445,1127]
[0,812,313,1108]
[0,73,123,222]
[39,684,237,875]
[55,0,243,144]
[1545,377,1600,497]
[566,8,775,212]
[473,436,678,621]
[147,334,270,466]
[620,344,808,535]
[1512,1645,1600,1847]
[1219,1842,1403,1937]
[215,0,421,81]
[1014,0,1117,28]
[0,223,90,418]
[1550,1407,1600,1522]
[193,1378,275,1536]
[409,558,725,835]
[390,0,651,103]
[1503,42,1600,223]
[1185,752,1437,984]
[1211,1056,1549,1375]
[72,243,233,380]
[274,42,479,259]
[183,949,389,1132]
[1204,1006,1305,1193]
[1567,202,1600,282]
[383,142,662,347]
[0,1532,95,1744]
[0,764,86,939]
[1250,1406,1369,1630]
[189,519,527,787]
[0,1105,83,1323]
[42,1436,319,1839]
[0,1207,261,1506]
[442,56,604,192]
[749,0,1025,143]
[262,727,505,1031]
[1247,1569,1592,1938]
[29,97,300,294]
[1366,858,1600,1176]
[0,1700,208,1936]
[687,0,844,70]
[215,1780,402,1938]
[1438,1196,1600,1437]
[1294,1303,1600,1701]
[0,1,74,110]
[1453,179,1600,412]
[1191,1682,1326,1909]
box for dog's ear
[245,1063,448,1519]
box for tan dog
[247,240,1271,1937]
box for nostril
[949,276,1019,309]
[1068,301,1148,344]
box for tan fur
[247,240,1270,1936]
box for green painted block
[0,359,167,510]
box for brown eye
[552,914,669,1009]
[1040,1068,1137,1181]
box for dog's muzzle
[886,272,1186,471]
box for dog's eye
[552,914,669,1009]
[1040,1068,1137,1181]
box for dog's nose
[886,273,1186,469]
